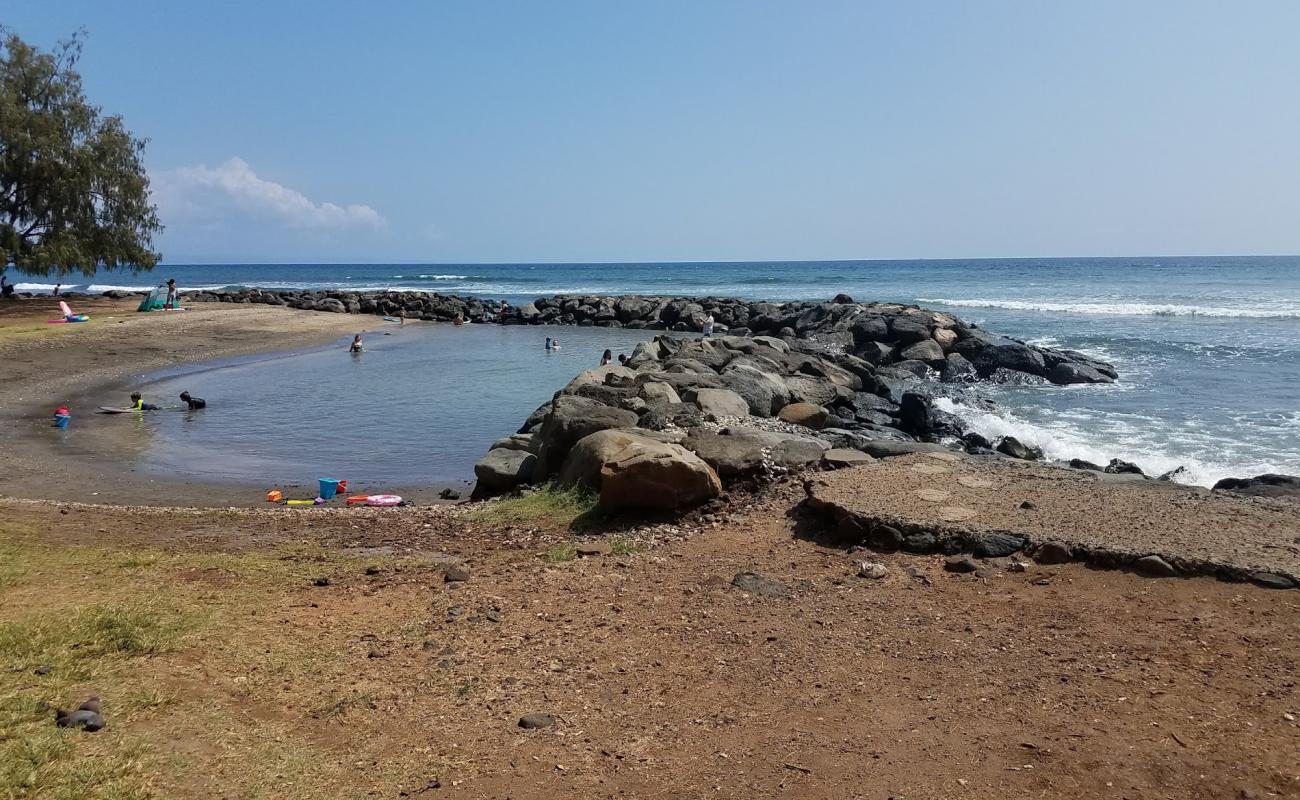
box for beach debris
[857,561,888,579]
[55,697,104,732]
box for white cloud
[153,157,386,230]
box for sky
[7,1,1300,263]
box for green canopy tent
[137,285,167,311]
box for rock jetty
[179,288,1116,385]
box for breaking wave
[916,298,1300,319]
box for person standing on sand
[165,278,178,309]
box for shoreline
[0,297,472,506]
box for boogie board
[98,406,141,414]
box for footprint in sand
[910,463,950,475]
[939,506,978,522]
[916,489,951,502]
[957,475,995,489]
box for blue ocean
[29,257,1300,487]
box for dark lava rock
[962,432,994,450]
[1248,572,1296,590]
[443,566,471,583]
[943,555,979,574]
[832,293,854,304]
[973,531,1028,558]
[1068,458,1103,471]
[995,436,1042,461]
[730,571,791,598]
[1104,458,1145,475]
[1132,554,1178,577]
[901,531,938,553]
[518,713,556,729]
[1019,500,1038,510]
[1032,542,1073,565]
[439,488,461,500]
[1157,466,1188,482]
[312,576,331,587]
[1212,473,1300,499]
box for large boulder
[688,387,751,419]
[719,364,791,417]
[784,375,842,407]
[898,339,946,367]
[474,448,537,494]
[558,429,721,511]
[777,402,829,429]
[560,365,638,395]
[683,427,828,479]
[639,381,681,407]
[532,396,639,480]
[1212,474,1300,499]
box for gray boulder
[683,427,828,478]
[688,387,750,419]
[532,396,639,480]
[1212,473,1300,499]
[474,448,537,493]
[719,364,791,417]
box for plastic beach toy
[266,489,283,503]
[345,495,370,506]
[318,478,342,500]
[366,495,402,507]
[52,406,71,429]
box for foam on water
[917,298,1300,319]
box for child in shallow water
[349,334,364,353]
[129,392,160,411]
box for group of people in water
[126,390,206,411]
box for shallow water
[51,257,1300,487]
[130,324,653,485]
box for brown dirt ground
[2,484,1299,799]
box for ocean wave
[14,282,225,294]
[933,397,1293,488]
[916,298,1300,319]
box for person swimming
[349,334,364,353]
[129,392,160,411]
[179,391,206,410]
[550,338,561,351]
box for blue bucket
[53,414,71,429]
[318,478,341,499]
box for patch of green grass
[540,544,577,563]
[0,604,194,681]
[609,536,645,556]
[466,484,605,531]
[0,605,190,800]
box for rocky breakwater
[473,307,1119,512]
[181,287,500,322]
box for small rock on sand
[1033,542,1073,565]
[575,541,612,557]
[518,713,555,729]
[443,566,471,583]
[915,489,950,503]
[944,556,979,573]
[1132,555,1178,577]
[857,561,888,579]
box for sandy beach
[1,298,1297,799]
